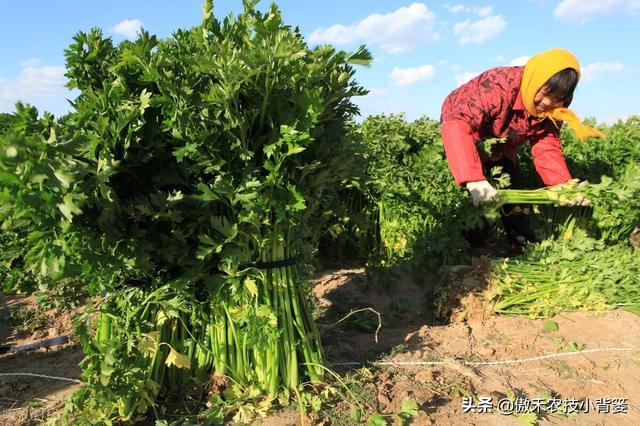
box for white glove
[466,180,498,207]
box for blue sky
[1,0,639,124]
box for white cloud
[510,56,530,66]
[309,24,353,44]
[0,62,69,112]
[444,4,466,13]
[553,0,639,24]
[581,62,624,81]
[474,6,494,17]
[453,15,507,45]
[491,54,505,62]
[366,88,389,97]
[21,58,41,68]
[309,3,438,53]
[444,4,493,16]
[390,65,435,86]
[455,71,480,86]
[111,19,143,39]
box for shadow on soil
[311,255,491,371]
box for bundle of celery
[496,163,640,242]
[1,1,371,423]
[488,229,640,318]
[497,184,584,206]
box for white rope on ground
[333,348,640,367]
[2,349,637,382]
[0,372,81,384]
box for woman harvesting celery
[439,48,604,250]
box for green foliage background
[0,0,639,421]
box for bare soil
[305,265,640,426]
[0,294,82,425]
[1,262,639,425]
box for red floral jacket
[440,66,571,186]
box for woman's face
[533,86,565,114]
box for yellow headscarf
[521,48,605,140]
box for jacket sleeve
[440,119,486,185]
[440,69,508,186]
[530,131,571,186]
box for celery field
[0,1,639,425]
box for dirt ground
[1,263,639,425]
[0,295,82,424]
[307,265,640,426]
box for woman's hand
[466,180,499,206]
